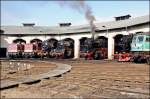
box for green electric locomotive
[130,32,150,64]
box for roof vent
[114,14,131,21]
[59,23,71,27]
[23,23,35,27]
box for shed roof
[1,15,149,35]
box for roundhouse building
[0,15,149,59]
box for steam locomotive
[80,37,108,60]
[42,40,74,59]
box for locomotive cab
[130,33,150,64]
[131,34,150,52]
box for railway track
[1,59,149,98]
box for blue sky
[1,1,149,26]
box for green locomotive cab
[131,34,150,52]
[130,32,150,64]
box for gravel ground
[1,60,56,80]
[1,59,150,98]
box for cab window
[146,37,150,42]
[137,36,144,43]
[132,36,137,43]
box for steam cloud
[57,1,96,28]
